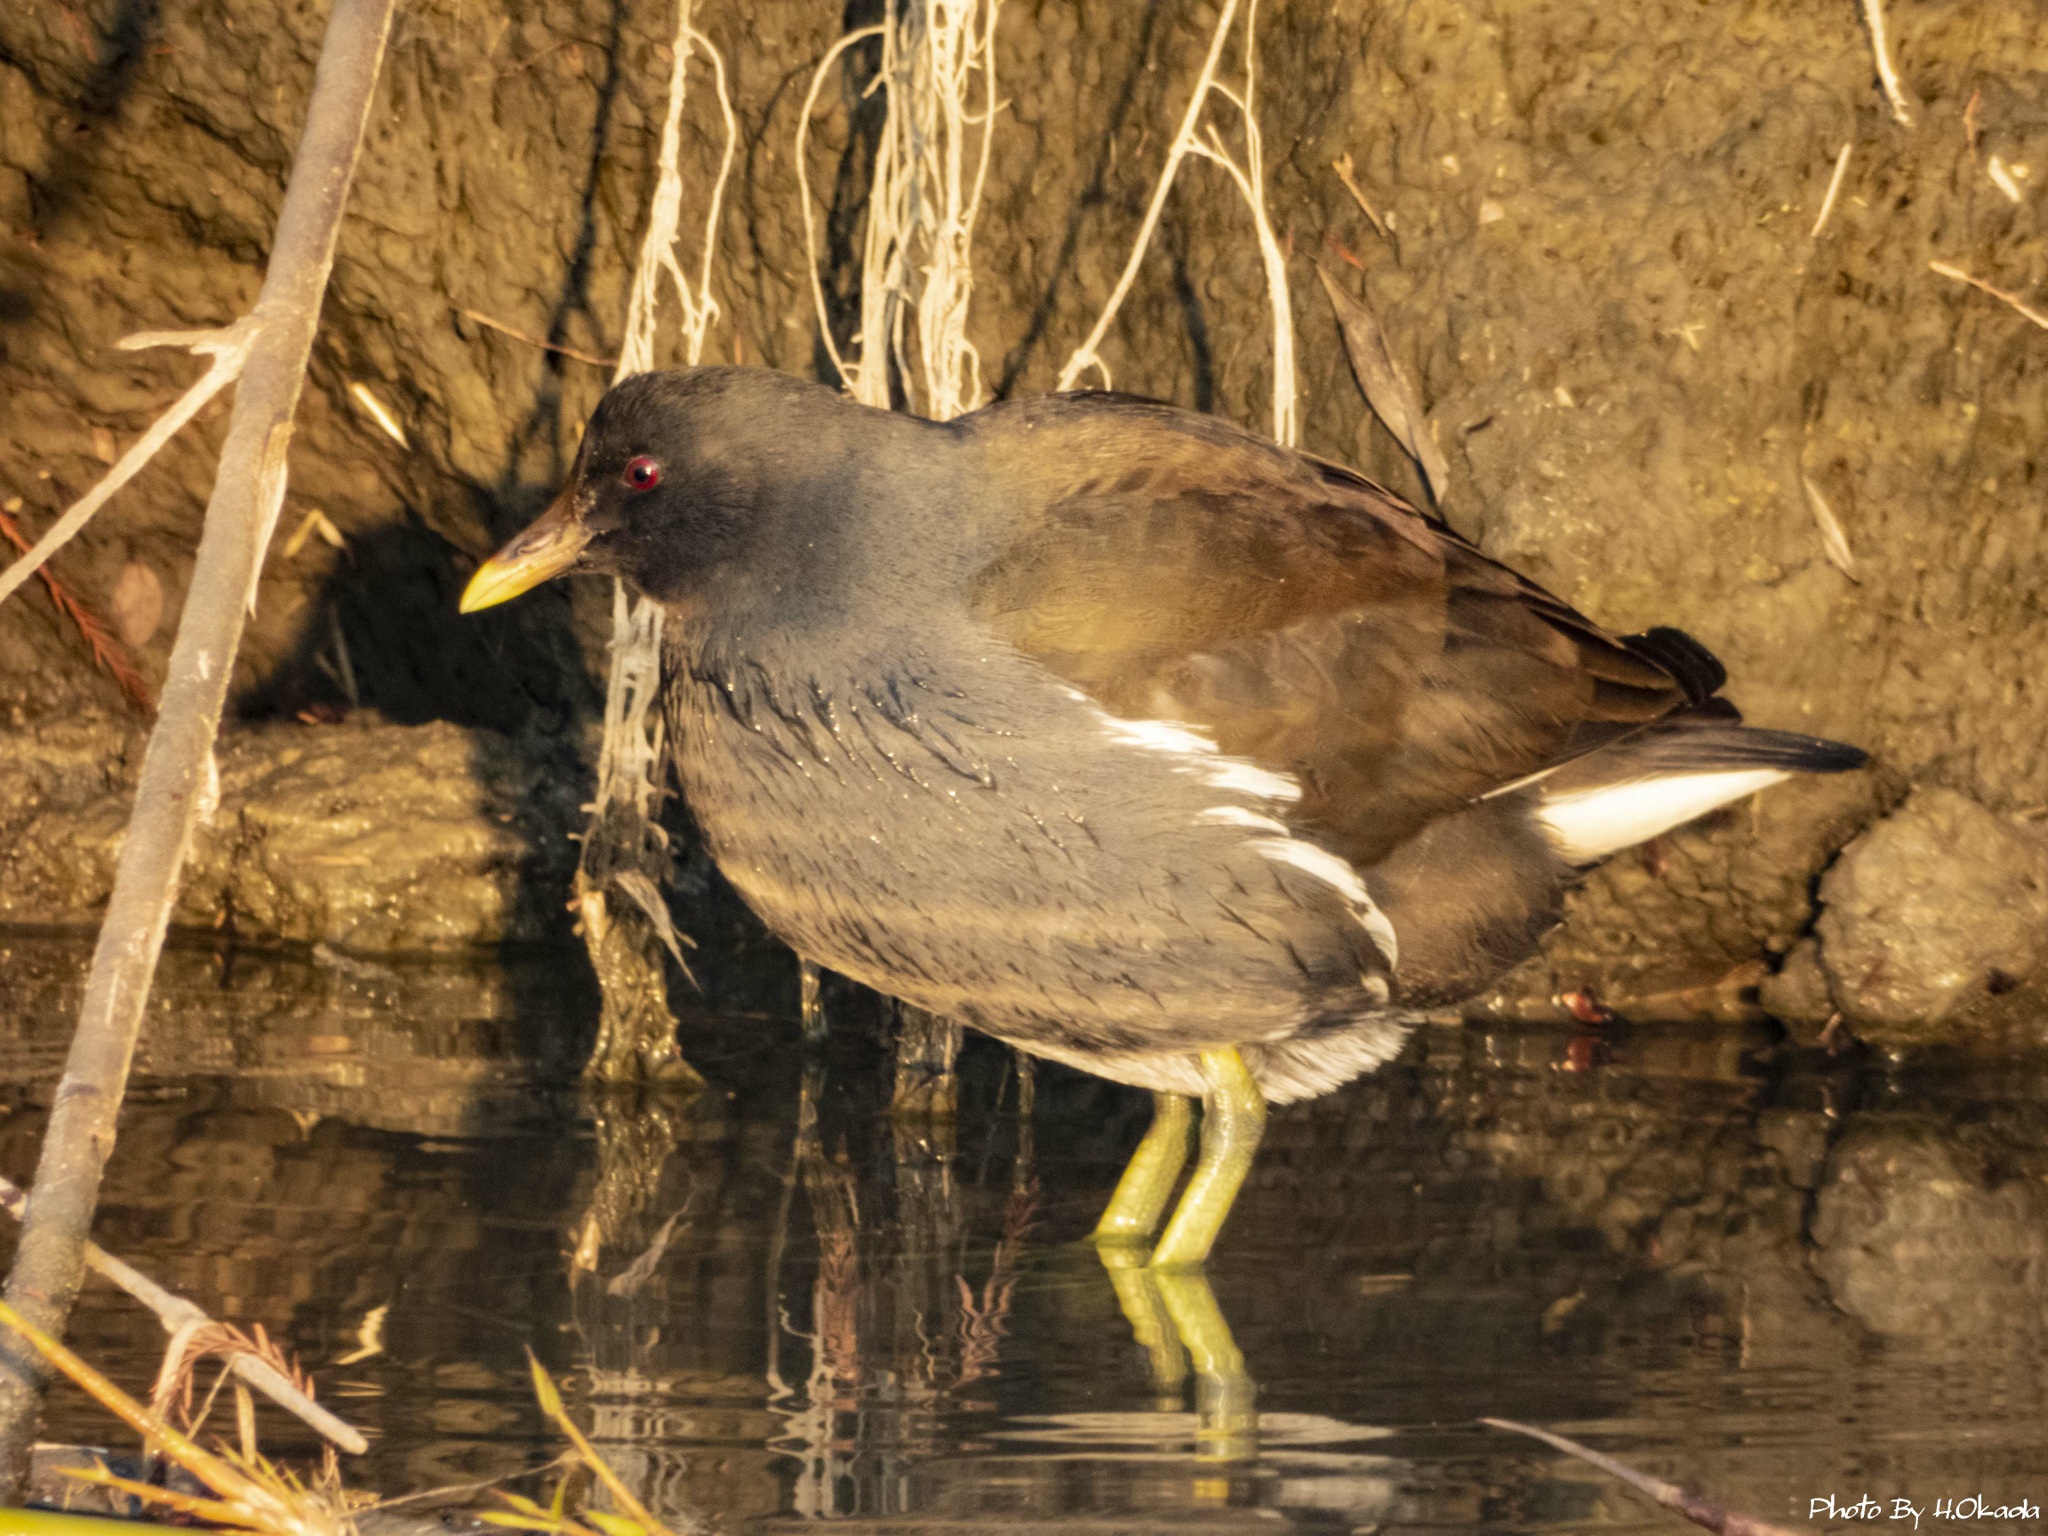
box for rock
[0,716,587,953]
[1757,934,1835,1034]
[1814,787,2048,1035]
[1811,1119,2048,1346]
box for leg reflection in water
[1092,1076,1263,1464]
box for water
[3,932,2047,1532]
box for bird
[460,366,1866,1270]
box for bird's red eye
[623,456,662,490]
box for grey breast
[664,630,1392,1064]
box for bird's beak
[459,487,592,613]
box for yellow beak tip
[457,572,505,615]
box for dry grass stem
[460,307,616,368]
[0,1300,355,1536]
[1810,141,1851,237]
[1316,263,1448,503]
[0,1175,366,1456]
[1929,258,2048,330]
[281,508,345,559]
[1331,152,1387,237]
[1987,154,2024,204]
[485,1352,700,1536]
[1056,0,1240,395]
[1800,474,1858,583]
[1860,0,1913,127]
[1482,1417,1802,1536]
[0,319,254,612]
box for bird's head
[460,367,855,617]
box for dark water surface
[3,934,2047,1532]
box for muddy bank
[4,1,2047,1006]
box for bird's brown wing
[965,395,1694,866]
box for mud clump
[0,716,584,952]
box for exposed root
[0,503,155,713]
[1056,0,1239,398]
[1055,0,1296,446]
[577,0,738,1084]
[797,0,1003,419]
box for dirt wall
[4,0,2046,1002]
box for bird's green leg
[1154,1269,1257,1462]
[1149,1049,1266,1271]
[1091,1091,1194,1242]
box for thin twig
[0,505,155,712]
[1860,0,1913,127]
[1810,141,1851,238]
[0,321,254,612]
[0,1175,365,1453]
[0,0,397,1495]
[458,307,615,368]
[1929,258,2048,330]
[1483,1418,1802,1536]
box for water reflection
[2,933,2047,1530]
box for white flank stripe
[1100,716,1216,757]
[1204,760,1303,802]
[1251,837,1400,969]
[1537,768,1791,863]
[1199,805,1290,833]
[1091,708,1302,804]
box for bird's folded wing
[966,396,1694,865]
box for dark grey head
[461,367,892,617]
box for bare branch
[1483,1418,1803,1536]
[0,1174,365,1453]
[0,0,398,1492]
